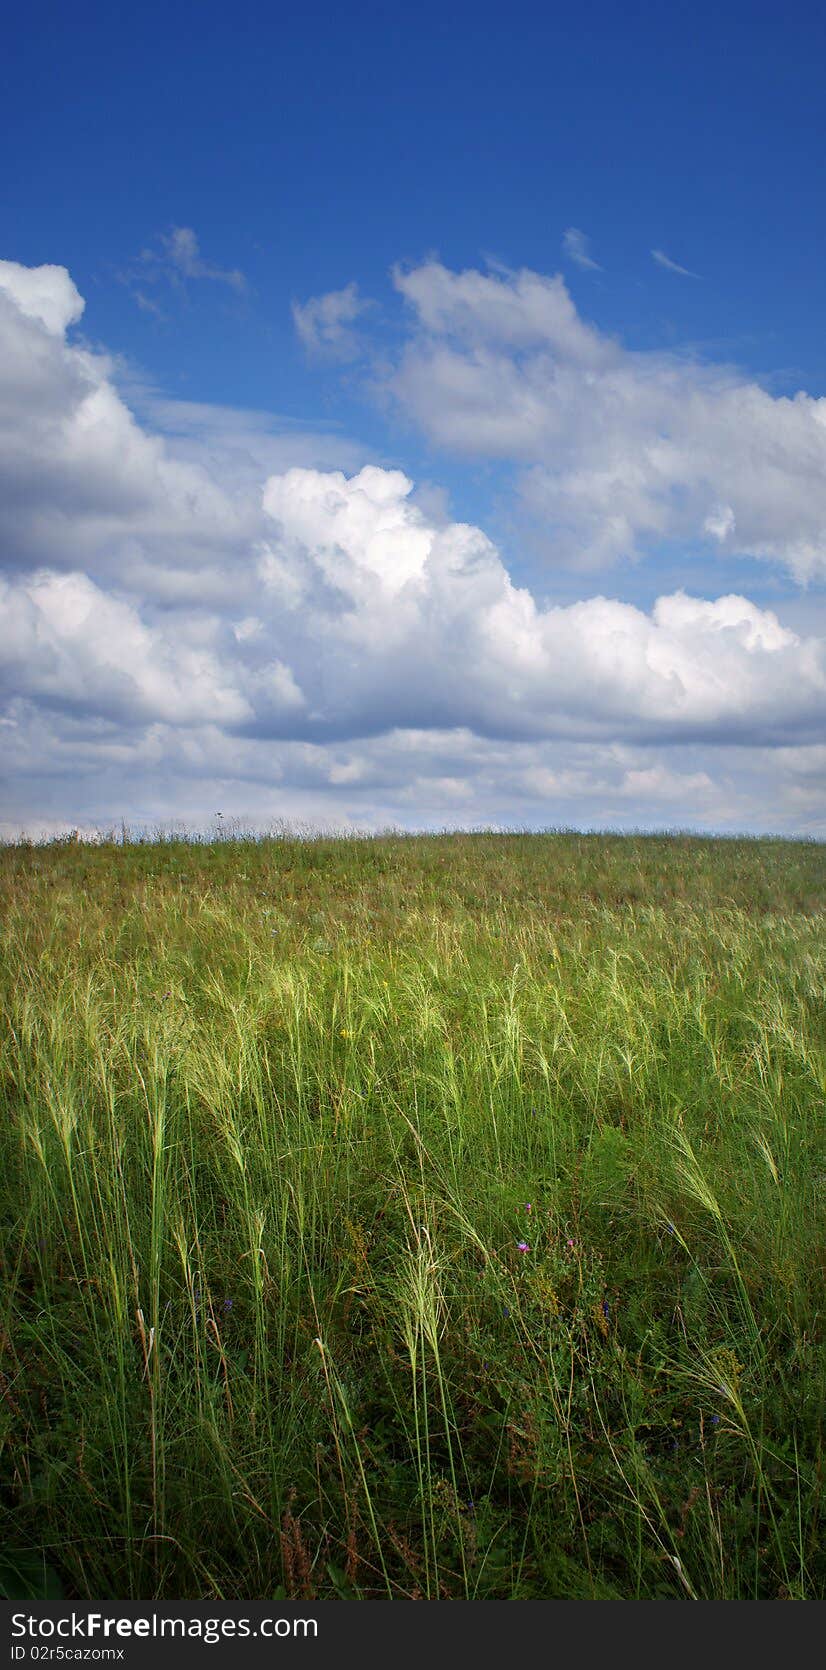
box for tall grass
[1,832,824,1599]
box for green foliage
[0,1549,65,1600]
[0,830,824,1599]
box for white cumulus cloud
[0,570,252,726]
[389,259,826,579]
[0,259,824,835]
[0,259,85,335]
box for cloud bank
[0,258,824,835]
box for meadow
[1,829,824,1601]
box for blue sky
[1,1,825,835]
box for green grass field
[1,831,824,1600]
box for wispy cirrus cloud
[562,227,602,270]
[651,246,701,278]
[120,226,247,311]
[292,282,373,361]
[156,225,246,291]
